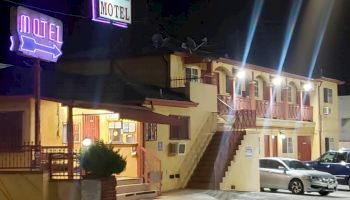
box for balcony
[218,95,313,122]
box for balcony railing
[218,96,313,122]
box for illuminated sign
[10,6,63,62]
[92,0,131,28]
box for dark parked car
[305,148,350,188]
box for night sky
[1,0,350,94]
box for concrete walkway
[156,187,350,200]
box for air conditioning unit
[168,143,178,156]
[178,143,186,155]
[323,107,331,115]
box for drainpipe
[318,81,323,156]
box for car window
[334,152,348,163]
[266,160,285,169]
[319,152,336,163]
[259,159,268,168]
[282,160,310,170]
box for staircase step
[117,178,142,186]
[117,183,150,194]
[117,190,157,200]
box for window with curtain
[226,75,232,94]
[169,115,190,140]
[323,88,333,103]
[325,137,335,151]
[282,137,293,153]
[288,86,292,102]
[144,123,157,141]
[185,67,199,82]
[254,80,259,97]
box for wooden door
[83,115,100,140]
[298,136,311,161]
[272,136,278,157]
[264,135,270,157]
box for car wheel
[319,191,330,196]
[270,188,278,192]
[289,179,304,195]
[260,188,264,192]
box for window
[325,137,335,151]
[108,121,122,143]
[185,67,199,82]
[288,86,292,102]
[319,151,336,163]
[170,115,190,140]
[226,75,232,94]
[259,159,268,168]
[254,80,259,97]
[144,123,157,141]
[62,123,80,144]
[266,160,285,169]
[334,152,348,163]
[323,88,333,103]
[0,111,23,148]
[282,137,293,153]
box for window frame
[185,67,200,82]
[323,88,333,103]
[282,137,293,153]
[144,122,157,141]
[169,115,190,140]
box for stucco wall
[144,82,217,191]
[0,173,45,200]
[48,180,81,200]
[339,95,350,142]
[319,81,340,152]
[0,97,32,143]
[221,130,260,192]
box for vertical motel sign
[92,0,131,28]
[10,6,63,62]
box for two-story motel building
[0,52,342,199]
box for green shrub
[80,141,126,178]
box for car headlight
[310,176,323,182]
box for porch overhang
[60,99,182,126]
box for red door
[83,115,100,140]
[272,136,278,157]
[264,135,270,157]
[298,136,311,161]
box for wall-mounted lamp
[82,138,92,147]
[303,82,313,92]
[279,131,286,139]
[236,70,246,79]
[272,76,282,86]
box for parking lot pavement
[157,186,350,200]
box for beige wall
[0,173,45,200]
[221,130,260,192]
[144,82,217,191]
[48,180,81,200]
[0,97,32,143]
[319,81,340,152]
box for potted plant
[80,140,126,200]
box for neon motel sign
[10,6,63,62]
[92,0,131,28]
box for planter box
[81,177,116,200]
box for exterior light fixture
[82,138,92,147]
[279,130,286,139]
[272,76,282,86]
[303,82,313,92]
[236,70,246,79]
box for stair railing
[177,112,217,188]
[140,147,162,195]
